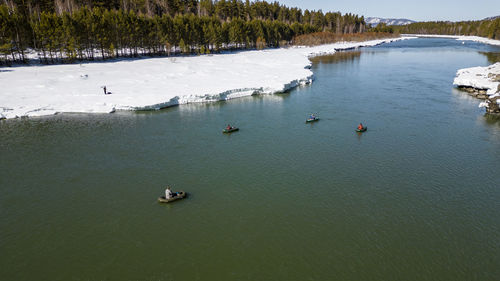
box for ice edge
[119,38,406,114]
[0,37,409,119]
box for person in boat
[358,123,364,130]
[226,124,232,130]
[310,114,316,119]
[165,186,173,199]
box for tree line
[393,18,500,39]
[0,0,367,65]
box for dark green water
[1,38,499,281]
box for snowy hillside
[366,17,416,26]
[483,15,500,20]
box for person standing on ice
[103,86,107,95]
[165,186,173,199]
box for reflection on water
[176,94,290,115]
[451,87,482,101]
[309,51,361,64]
[479,51,500,64]
[483,113,500,125]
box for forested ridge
[393,18,500,39]
[0,0,367,65]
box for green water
[1,38,499,280]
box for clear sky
[275,0,500,22]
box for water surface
[1,38,499,281]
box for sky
[275,0,500,22]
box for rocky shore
[453,62,500,114]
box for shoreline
[401,34,500,46]
[453,62,500,114]
[0,37,411,120]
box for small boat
[223,127,239,133]
[306,117,319,123]
[158,191,186,203]
[356,127,367,132]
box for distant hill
[366,17,416,26]
[483,15,500,20]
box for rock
[457,86,489,99]
[485,96,500,114]
[487,73,500,82]
[458,86,477,93]
[454,63,500,114]
[476,89,488,99]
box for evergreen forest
[0,0,367,65]
[393,18,500,39]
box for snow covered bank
[402,34,500,46]
[403,34,500,112]
[403,34,500,46]
[453,62,500,113]
[0,37,409,119]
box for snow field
[0,38,408,119]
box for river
[1,38,499,281]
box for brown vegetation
[309,51,361,64]
[292,32,399,46]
